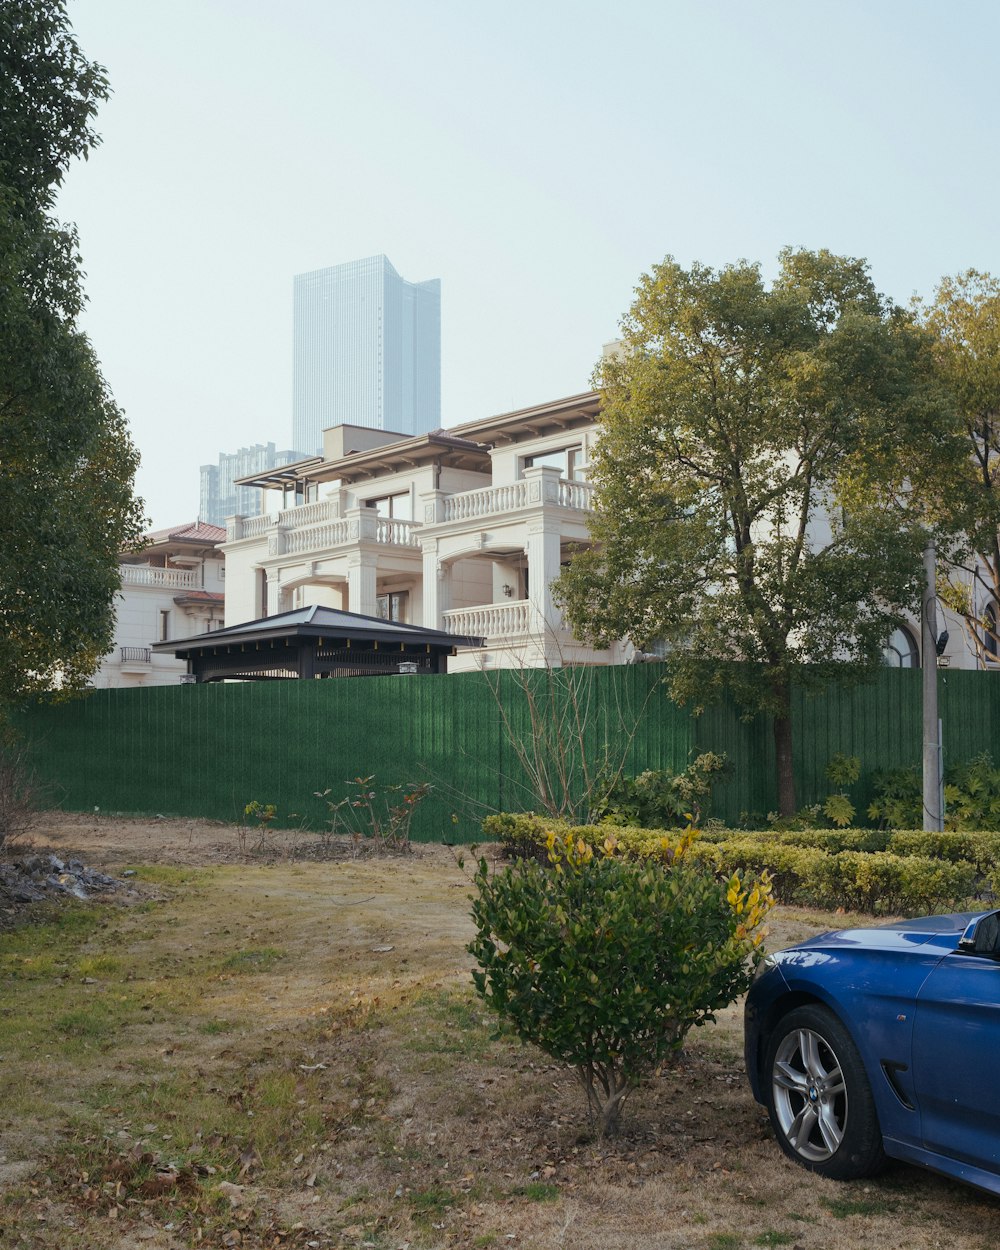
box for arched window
[883,624,919,668]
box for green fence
[16,666,1000,841]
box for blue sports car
[744,908,1000,1195]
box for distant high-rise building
[292,254,440,454]
[200,443,307,527]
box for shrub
[468,833,772,1136]
[710,839,976,915]
[710,838,828,905]
[315,776,430,851]
[826,852,976,916]
[822,753,861,828]
[772,827,891,854]
[481,815,981,915]
[870,755,1000,832]
[945,754,1000,830]
[590,752,727,829]
[482,813,695,864]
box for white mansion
[222,392,632,672]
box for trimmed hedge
[483,814,989,917]
[481,812,692,863]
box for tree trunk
[772,684,796,818]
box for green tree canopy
[916,271,1000,664]
[0,0,145,709]
[557,249,953,816]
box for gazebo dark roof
[152,605,483,682]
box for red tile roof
[172,590,225,604]
[144,521,227,545]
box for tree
[557,249,951,817]
[0,1,144,710]
[916,271,1000,665]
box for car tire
[763,1003,886,1180]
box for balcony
[120,566,198,590]
[440,478,593,523]
[443,600,533,641]
[229,474,595,547]
[118,645,153,675]
[229,500,421,553]
[120,646,152,663]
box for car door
[911,920,1000,1173]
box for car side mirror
[959,911,1000,957]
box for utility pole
[922,540,944,831]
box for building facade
[199,443,308,527]
[222,390,979,677]
[225,393,626,671]
[91,522,226,688]
[292,254,441,454]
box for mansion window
[376,592,407,622]
[521,446,586,481]
[883,624,919,668]
[364,491,413,521]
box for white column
[420,538,451,630]
[266,569,285,616]
[526,519,562,636]
[347,553,377,617]
[522,465,565,642]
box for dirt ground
[19,810,420,869]
[1,812,997,1250]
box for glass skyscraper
[199,443,308,526]
[292,254,441,454]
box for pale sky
[56,0,1000,529]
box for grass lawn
[0,822,996,1249]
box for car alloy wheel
[772,1024,847,1161]
[764,1004,885,1180]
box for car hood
[776,911,987,961]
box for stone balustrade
[119,566,198,589]
[443,600,532,639]
[229,477,592,552]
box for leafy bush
[867,767,922,829]
[822,753,861,828]
[771,827,891,854]
[482,812,697,864]
[945,754,1000,830]
[469,833,772,1136]
[709,839,976,915]
[315,776,430,851]
[590,752,727,828]
[708,837,828,905]
[888,829,1000,876]
[814,852,975,916]
[482,814,982,915]
[870,755,1000,832]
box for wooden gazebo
[152,605,483,682]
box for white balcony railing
[443,481,529,522]
[231,477,594,547]
[443,600,533,640]
[375,517,421,547]
[285,516,421,555]
[286,518,354,554]
[558,479,595,510]
[119,566,198,590]
[441,478,594,523]
[240,512,275,539]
